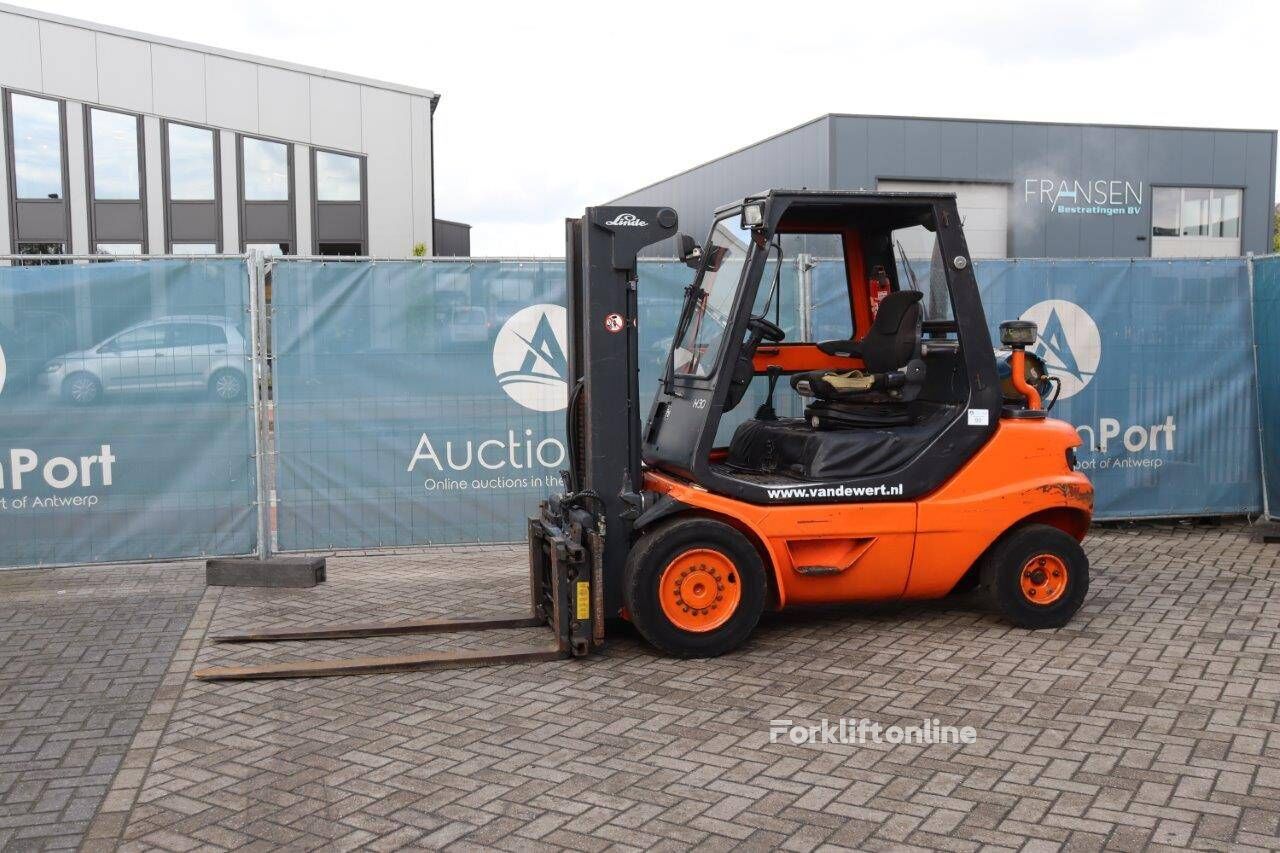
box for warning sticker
[575,581,591,619]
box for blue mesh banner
[270,258,802,550]
[813,257,1262,518]
[270,259,567,549]
[0,259,256,566]
[1253,256,1280,518]
[272,255,1263,551]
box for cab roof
[714,188,959,216]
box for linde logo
[604,213,648,227]
[1024,178,1143,216]
[1020,299,1101,399]
[492,304,569,412]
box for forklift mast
[193,206,679,680]
[562,207,678,613]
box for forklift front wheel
[624,517,767,658]
[980,524,1089,629]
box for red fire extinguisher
[869,266,892,319]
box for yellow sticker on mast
[575,581,590,620]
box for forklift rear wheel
[624,517,767,658]
[981,524,1089,629]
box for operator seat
[791,289,925,429]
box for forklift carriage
[197,190,1092,680]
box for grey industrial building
[0,3,468,259]
[613,114,1277,259]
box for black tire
[208,368,247,402]
[62,372,102,405]
[624,517,767,658]
[980,523,1089,629]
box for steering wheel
[722,316,786,413]
[748,316,785,343]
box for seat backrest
[861,290,923,373]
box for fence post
[247,251,272,560]
[1246,252,1270,519]
[206,253,322,586]
[797,253,814,342]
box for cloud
[21,0,1278,255]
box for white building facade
[0,3,438,258]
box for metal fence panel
[0,258,257,566]
[271,255,1262,551]
[977,259,1261,518]
[1253,255,1280,518]
[269,259,801,550]
[270,259,567,549]
[824,257,1261,519]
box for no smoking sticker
[604,313,625,333]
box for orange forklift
[197,190,1093,680]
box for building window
[315,151,361,201]
[241,137,289,200]
[163,121,220,253]
[238,135,294,254]
[169,243,218,255]
[88,108,141,200]
[166,123,217,200]
[244,242,289,257]
[95,243,142,255]
[311,148,366,255]
[316,243,362,256]
[5,91,70,256]
[86,107,146,254]
[1151,187,1242,239]
[14,241,67,265]
[8,92,64,199]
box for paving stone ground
[2,523,1279,851]
[0,563,205,850]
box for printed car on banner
[0,259,258,567]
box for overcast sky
[20,0,1277,254]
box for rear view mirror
[676,233,702,269]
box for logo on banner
[1019,300,1101,399]
[493,304,569,412]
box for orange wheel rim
[1020,553,1068,605]
[658,548,741,633]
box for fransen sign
[1024,177,1143,216]
[408,303,570,493]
